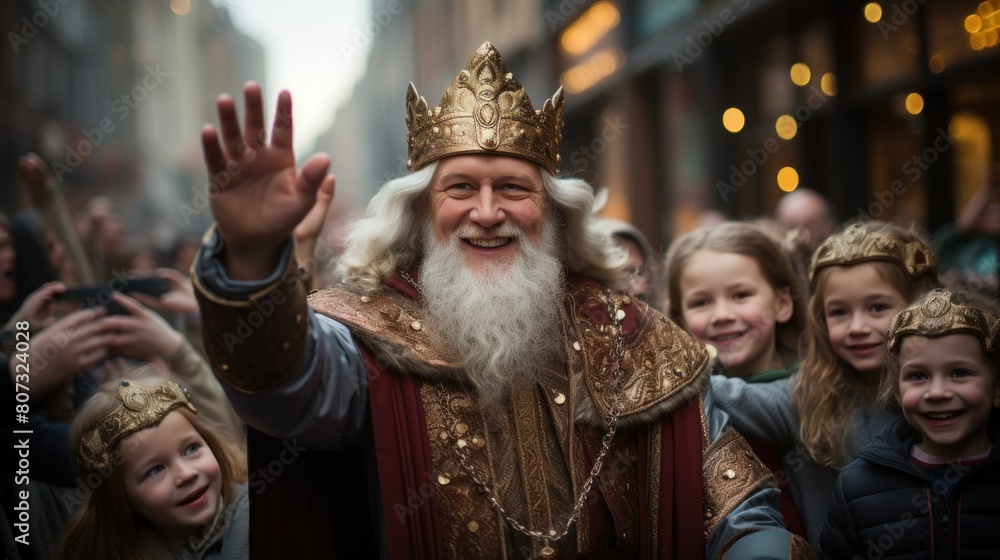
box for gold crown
[405,41,564,173]
[78,380,197,472]
[888,289,1000,354]
[809,222,935,284]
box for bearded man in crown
[192,42,812,559]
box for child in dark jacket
[820,288,1000,560]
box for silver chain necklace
[397,270,626,558]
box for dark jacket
[820,416,1000,560]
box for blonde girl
[795,220,939,467]
[60,370,247,560]
[709,219,940,549]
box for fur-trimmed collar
[309,276,712,428]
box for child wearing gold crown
[59,369,247,560]
[820,288,1000,558]
[710,219,941,550]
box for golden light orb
[775,115,797,140]
[928,54,946,73]
[864,2,883,23]
[905,92,925,115]
[820,72,838,95]
[722,108,746,133]
[777,167,799,192]
[790,63,811,86]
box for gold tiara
[887,289,1000,354]
[78,380,197,472]
[809,222,935,284]
[405,41,564,173]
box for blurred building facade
[322,0,1000,251]
[0,0,264,251]
[319,0,548,202]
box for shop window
[949,75,1000,218]
[850,1,920,89]
[951,112,993,214]
[863,104,927,223]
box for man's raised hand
[200,82,333,279]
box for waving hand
[200,82,333,279]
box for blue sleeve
[710,374,799,449]
[223,311,370,450]
[196,233,370,451]
[723,529,800,560]
[704,382,795,560]
[196,229,295,298]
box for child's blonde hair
[877,288,1000,408]
[663,221,806,367]
[793,219,940,467]
[60,367,246,560]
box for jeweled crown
[405,41,564,173]
[809,222,936,285]
[78,380,197,472]
[888,289,1000,355]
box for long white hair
[336,161,631,291]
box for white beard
[420,219,566,413]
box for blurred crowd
[0,151,341,560]
[1,140,998,559]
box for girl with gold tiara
[60,370,247,560]
[821,288,1000,558]
[709,220,941,550]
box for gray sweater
[137,484,249,560]
[710,373,896,550]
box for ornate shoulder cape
[308,275,712,429]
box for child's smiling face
[121,410,222,539]
[898,334,1000,458]
[679,249,792,378]
[822,263,908,375]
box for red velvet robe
[247,358,707,559]
[247,276,709,559]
